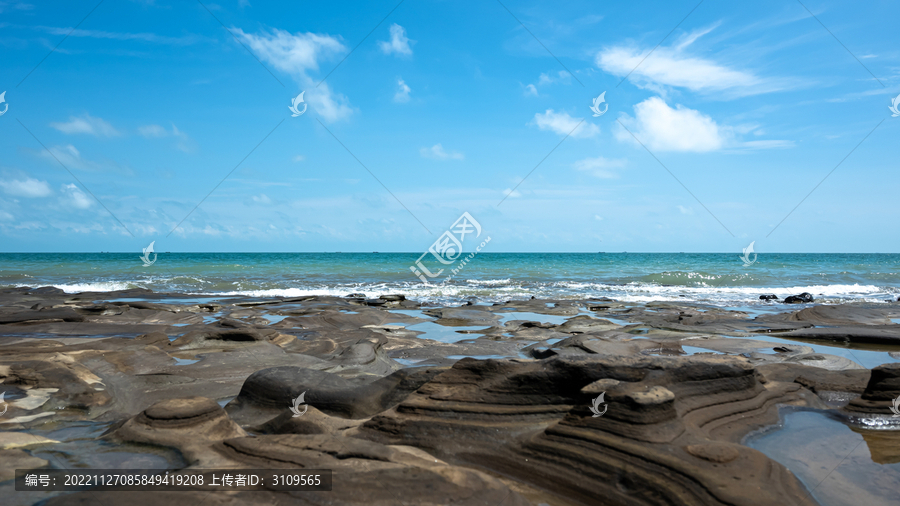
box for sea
[1,252,898,308]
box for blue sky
[0,0,898,253]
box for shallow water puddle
[720,305,785,319]
[387,310,495,343]
[681,346,724,355]
[261,314,289,325]
[446,354,510,360]
[172,357,199,366]
[738,334,900,369]
[24,421,185,470]
[387,309,431,319]
[496,311,570,326]
[99,296,225,305]
[746,408,900,506]
[399,321,491,344]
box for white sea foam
[16,279,896,307]
[25,281,139,293]
[467,278,512,286]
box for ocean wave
[10,279,897,307]
[35,281,142,293]
[467,278,512,286]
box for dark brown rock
[358,355,819,506]
[844,363,900,415]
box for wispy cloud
[537,70,571,86]
[522,70,572,97]
[531,109,599,138]
[251,194,271,205]
[394,78,411,103]
[420,143,463,160]
[0,2,34,13]
[379,23,413,56]
[596,25,785,96]
[50,114,120,137]
[138,123,195,153]
[573,157,626,178]
[0,176,51,198]
[34,144,134,174]
[235,27,352,122]
[60,183,92,209]
[31,25,204,45]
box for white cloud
[33,25,202,45]
[677,205,694,215]
[378,23,412,56]
[292,155,305,162]
[234,27,352,122]
[419,143,464,160]
[138,124,195,152]
[50,114,120,137]
[736,139,793,149]
[615,97,724,152]
[138,124,167,137]
[531,109,599,138]
[523,71,570,96]
[502,188,521,198]
[252,194,271,204]
[60,184,92,209]
[34,144,135,174]
[616,97,792,152]
[0,210,13,221]
[0,177,52,197]
[573,157,626,179]
[0,2,34,14]
[595,26,776,96]
[394,78,411,103]
[594,215,603,221]
[537,71,570,86]
[39,144,96,170]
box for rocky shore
[1,286,899,505]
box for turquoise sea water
[1,252,898,306]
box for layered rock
[225,366,444,426]
[843,363,900,417]
[103,396,246,466]
[358,355,821,506]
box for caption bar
[15,469,332,492]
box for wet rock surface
[0,286,899,505]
